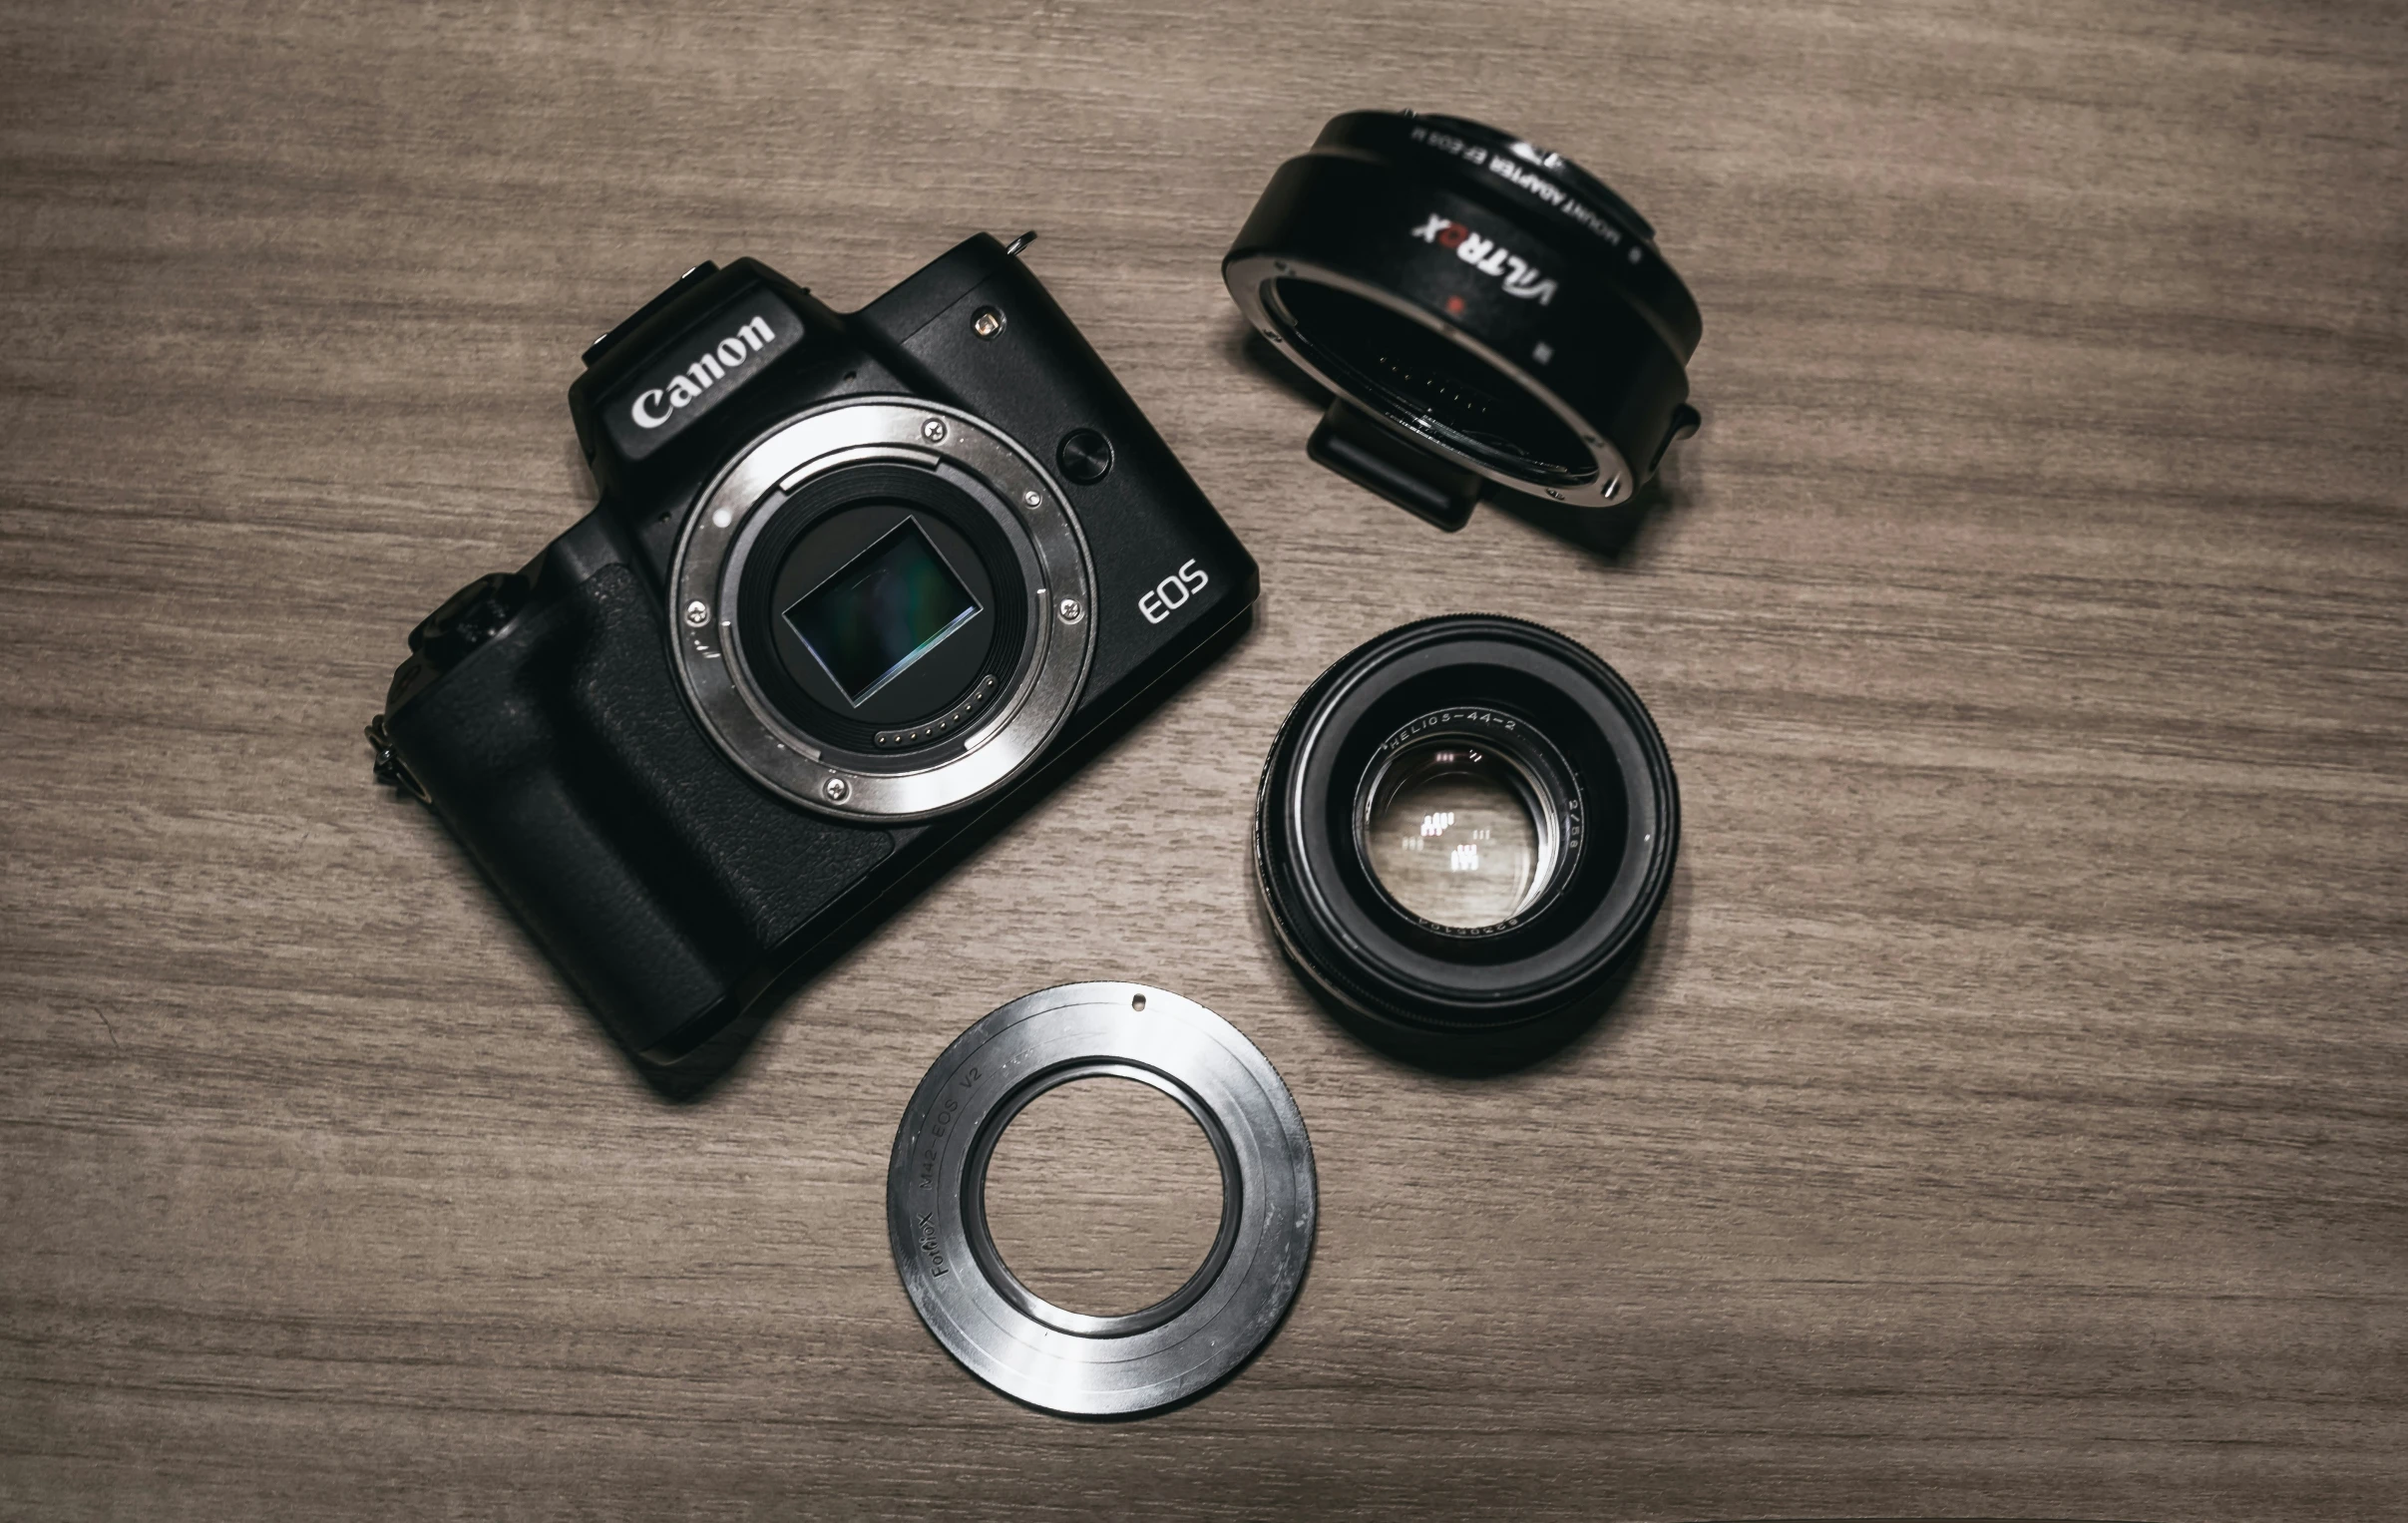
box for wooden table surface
[4,1,2403,1517]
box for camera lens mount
[1226,111,1701,530]
[669,397,1094,822]
[887,982,1316,1417]
[1255,615,1678,1054]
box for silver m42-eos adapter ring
[669,397,1095,821]
[887,982,1317,1417]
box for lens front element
[1361,735,1551,929]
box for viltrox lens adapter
[1255,616,1678,1067]
[1225,112,1701,531]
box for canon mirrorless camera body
[374,234,1257,1065]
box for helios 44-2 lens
[1254,616,1679,1066]
[1225,112,1703,531]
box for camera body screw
[922,418,948,443]
[1057,596,1084,624]
[823,776,850,803]
[1022,490,1042,509]
[683,599,710,627]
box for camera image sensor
[1361,737,1547,929]
[784,518,983,706]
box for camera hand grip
[385,563,892,1061]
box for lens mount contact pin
[888,983,1316,1417]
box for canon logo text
[629,314,777,430]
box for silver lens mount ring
[887,982,1317,1417]
[668,397,1095,821]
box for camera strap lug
[364,714,429,803]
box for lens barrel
[1255,615,1678,1060]
[1226,112,1701,530]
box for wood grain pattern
[3,0,2403,1517]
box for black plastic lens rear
[1226,110,1702,530]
